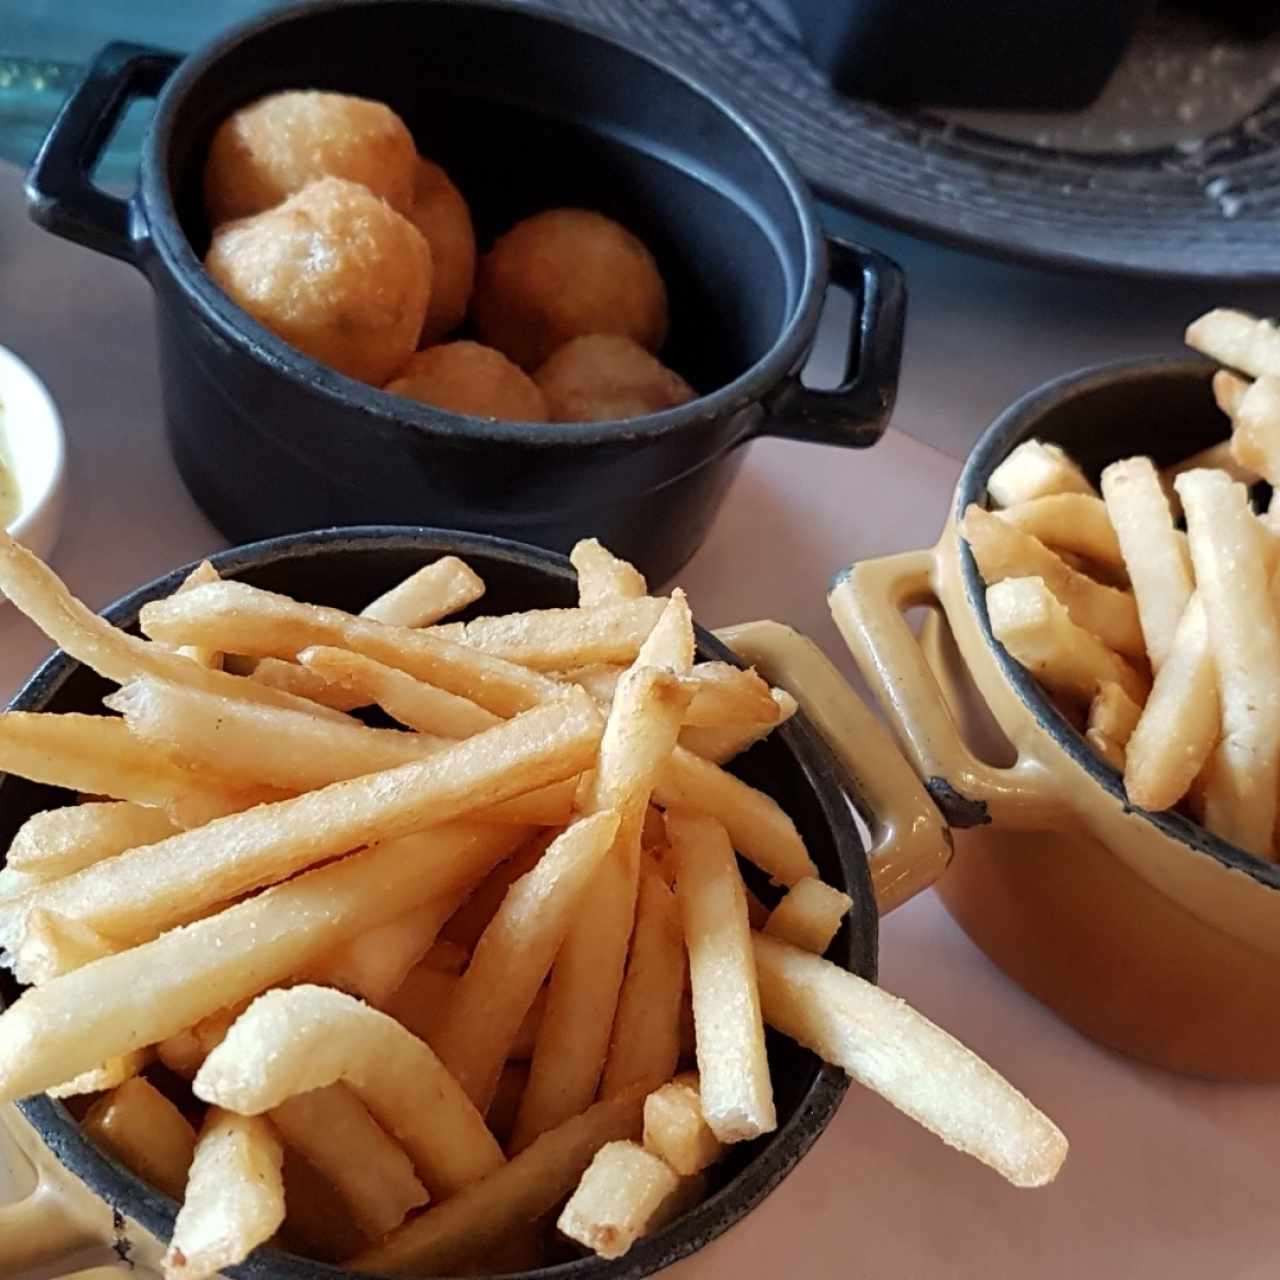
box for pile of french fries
[966,305,1280,863]
[0,531,1065,1279]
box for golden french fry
[679,686,798,764]
[352,1090,647,1274]
[509,985,546,1060]
[138,579,560,717]
[642,1073,723,1176]
[432,810,619,1111]
[653,746,818,886]
[382,964,458,1045]
[753,934,1068,1187]
[427,597,667,670]
[173,561,224,670]
[156,1004,246,1080]
[0,822,528,1101]
[986,577,1149,707]
[164,1109,285,1280]
[516,629,694,1151]
[194,985,505,1200]
[1213,368,1250,417]
[986,440,1095,508]
[1229,374,1280,488]
[48,1047,149,1099]
[993,494,1122,568]
[0,692,599,962]
[1185,307,1280,378]
[81,1076,196,1201]
[670,810,774,1143]
[557,1140,681,1259]
[763,877,851,955]
[361,556,486,627]
[963,505,1144,658]
[1176,470,1280,855]
[600,868,684,1099]
[1085,682,1143,775]
[17,907,117,980]
[571,538,648,606]
[278,1147,370,1265]
[250,656,365,710]
[0,865,39,902]
[485,1063,529,1148]
[268,1085,428,1238]
[7,801,178,878]
[0,530,349,722]
[1100,458,1193,671]
[299,645,501,737]
[439,832,557,950]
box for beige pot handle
[828,548,1058,830]
[715,620,951,914]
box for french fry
[382,963,459,1044]
[0,822,528,1100]
[1176,470,1280,855]
[268,1085,429,1238]
[574,661,781,730]
[993,494,1123,568]
[515,605,694,1150]
[600,868,685,1099]
[679,686,798,764]
[432,810,620,1110]
[653,747,818,885]
[642,1073,723,1176]
[81,1077,197,1201]
[986,577,1149,707]
[17,907,117,979]
[48,1047,150,1099]
[278,1147,370,1264]
[1185,307,1280,379]
[1230,375,1280,487]
[107,677,447,791]
[0,530,349,722]
[0,692,599,962]
[0,864,39,902]
[352,1090,647,1274]
[478,777,579,826]
[427,597,667,669]
[670,810,775,1143]
[360,556,486,627]
[1213,368,1250,418]
[194,985,505,1200]
[571,538,648,606]
[763,877,851,955]
[753,934,1068,1188]
[299,645,501,737]
[439,833,557,950]
[164,1109,285,1280]
[138,579,561,717]
[173,561,224,670]
[510,985,546,1059]
[156,1004,247,1080]
[1085,682,1143,775]
[557,1140,681,1259]
[485,1062,529,1147]
[985,440,1095,508]
[250,656,364,710]
[7,801,178,878]
[962,505,1144,657]
[1100,457,1193,671]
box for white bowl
[0,344,66,563]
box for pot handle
[714,620,951,915]
[25,41,181,268]
[828,548,1058,830]
[756,237,906,448]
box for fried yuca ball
[204,90,417,226]
[471,209,668,370]
[385,342,547,420]
[535,334,695,422]
[205,177,432,386]
[407,158,477,345]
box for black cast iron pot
[24,0,906,584]
[1,527,879,1279]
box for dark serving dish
[25,0,905,585]
[0,526,878,1279]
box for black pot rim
[955,354,1280,894]
[136,0,827,449]
[7,524,875,1280]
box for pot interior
[156,0,812,402]
[0,528,874,1279]
[955,357,1280,891]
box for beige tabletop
[0,157,1277,1278]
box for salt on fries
[966,304,1280,864]
[0,531,1064,1276]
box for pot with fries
[0,527,1065,1278]
[836,307,1280,1083]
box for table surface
[1,155,1278,1279]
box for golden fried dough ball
[534,335,695,422]
[204,90,417,225]
[471,209,668,370]
[406,158,477,345]
[205,177,432,386]
[385,342,547,421]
